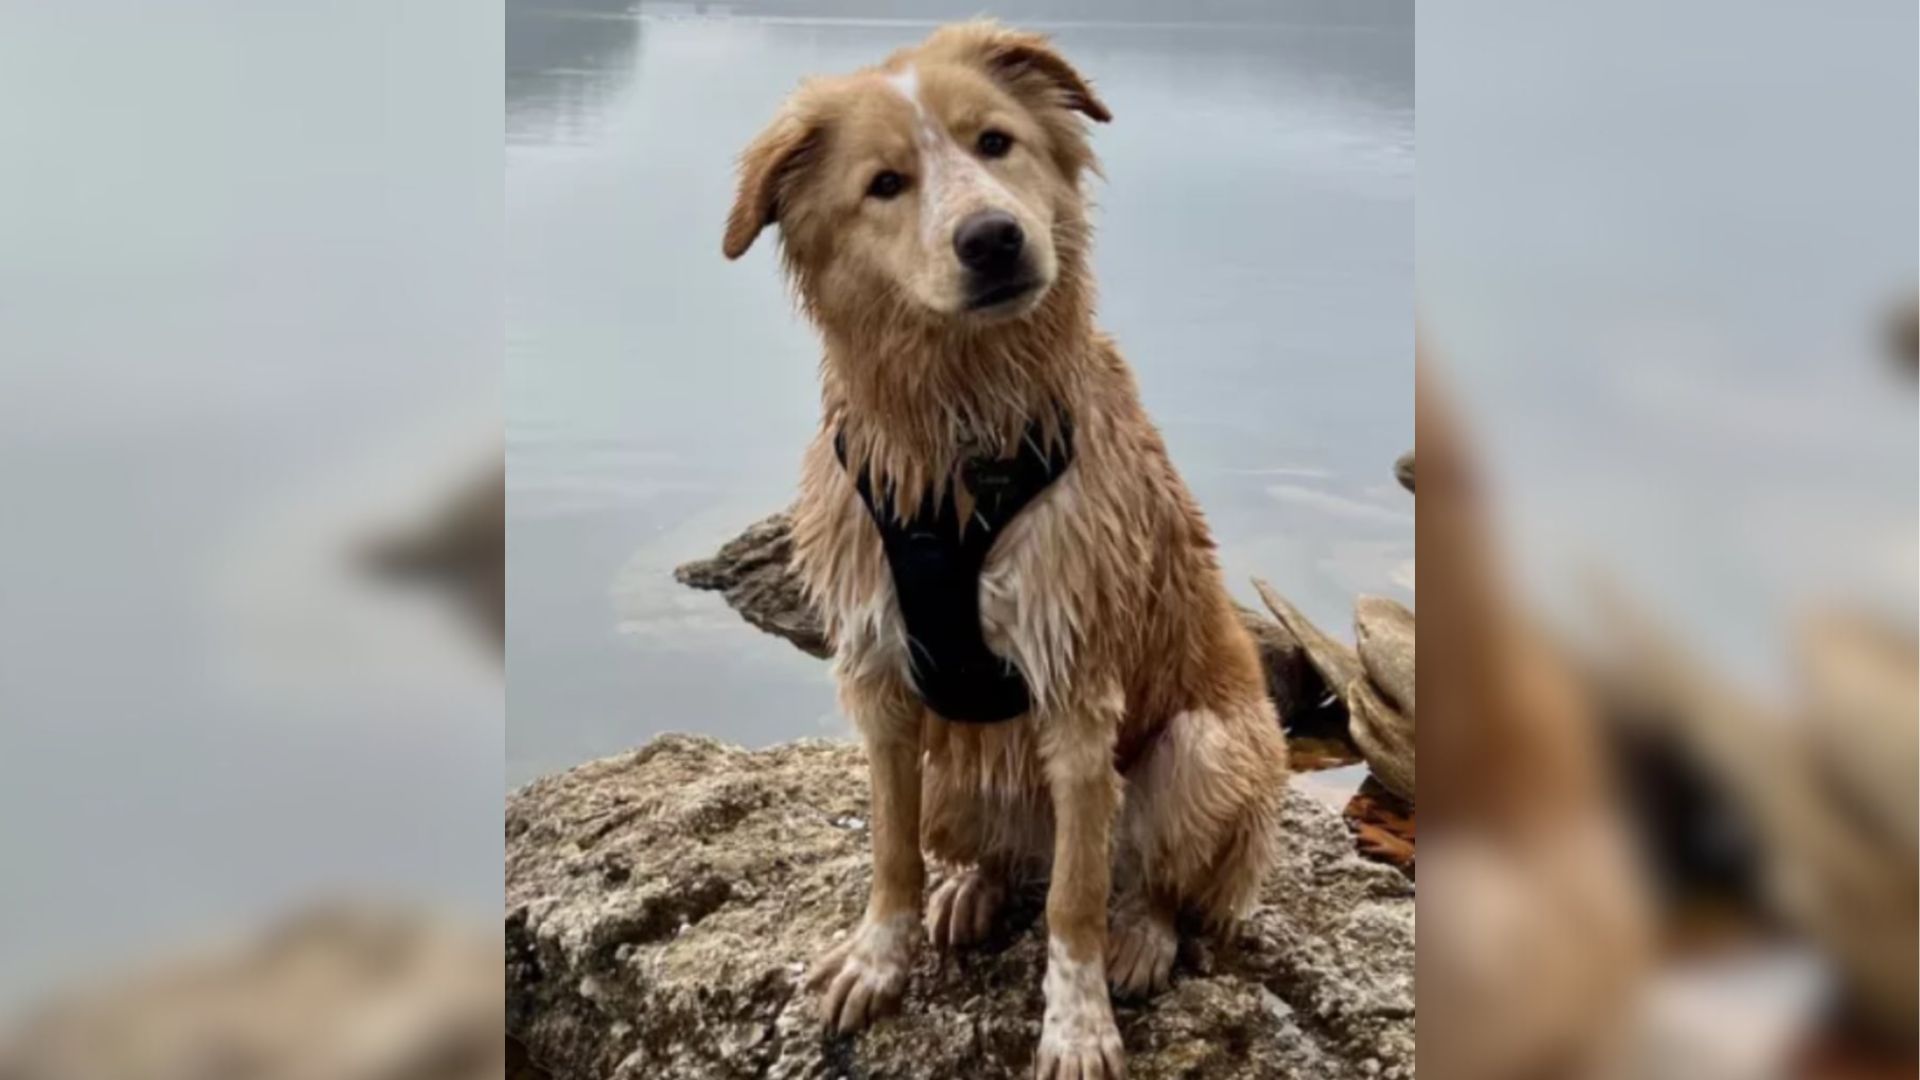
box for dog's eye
[976,130,1014,158]
[867,170,907,200]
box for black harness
[836,416,1075,724]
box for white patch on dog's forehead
[885,65,942,147]
[885,65,919,111]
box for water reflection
[507,5,641,146]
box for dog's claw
[1106,910,1177,999]
[1034,1039,1127,1080]
[807,915,912,1035]
[925,868,1005,951]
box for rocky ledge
[0,907,501,1080]
[506,735,1413,1080]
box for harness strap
[836,413,1074,723]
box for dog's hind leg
[919,720,1049,950]
[1106,889,1180,1001]
[924,863,1008,950]
[1115,700,1289,997]
[917,718,1052,945]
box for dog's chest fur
[795,429,1103,717]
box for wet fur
[726,21,1289,1073]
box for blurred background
[1419,2,1915,1077]
[0,1,505,1075]
[505,0,1415,786]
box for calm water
[506,1,1413,786]
[0,2,502,1011]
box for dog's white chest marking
[976,466,1081,713]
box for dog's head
[723,22,1110,327]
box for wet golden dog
[724,22,1289,1079]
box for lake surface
[506,0,1414,787]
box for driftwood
[1254,581,1417,806]
[673,513,830,659]
[1593,587,1918,1048]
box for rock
[0,906,502,1080]
[506,735,1414,1080]
[362,464,505,649]
[511,1035,554,1080]
[674,514,1365,766]
[673,513,831,659]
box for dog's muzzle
[954,210,1039,311]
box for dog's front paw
[806,913,915,1035]
[1036,937,1126,1079]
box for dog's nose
[953,210,1025,276]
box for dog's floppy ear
[723,111,820,260]
[945,23,1111,123]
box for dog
[723,23,1290,1079]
